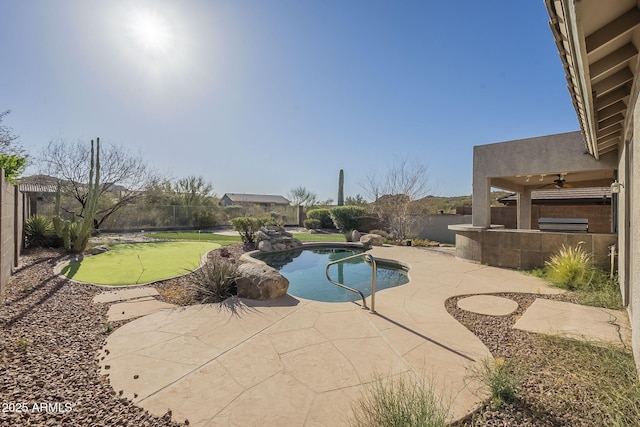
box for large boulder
[360,233,384,247]
[236,263,289,300]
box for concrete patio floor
[98,246,630,426]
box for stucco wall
[415,215,472,244]
[452,228,616,271]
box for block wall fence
[0,173,27,302]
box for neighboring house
[220,193,290,210]
[18,175,59,217]
[451,0,640,374]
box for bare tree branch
[39,138,160,229]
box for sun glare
[127,10,174,56]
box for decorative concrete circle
[457,295,519,316]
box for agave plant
[24,214,55,248]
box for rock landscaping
[256,226,302,252]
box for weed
[16,337,30,350]
[535,335,640,425]
[157,285,192,306]
[411,238,439,247]
[474,357,522,407]
[103,323,115,333]
[350,373,450,427]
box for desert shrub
[474,357,523,407]
[258,216,284,228]
[330,205,367,232]
[189,259,238,303]
[351,373,450,427]
[303,219,321,230]
[193,210,217,229]
[223,205,244,219]
[231,216,267,244]
[545,242,591,290]
[411,238,438,247]
[24,214,55,248]
[306,208,335,229]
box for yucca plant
[189,259,238,303]
[24,214,55,248]
[545,242,592,290]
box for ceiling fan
[553,173,573,189]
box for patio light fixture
[611,180,624,194]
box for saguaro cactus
[72,138,101,253]
[53,138,101,253]
[338,169,344,206]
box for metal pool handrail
[325,252,377,313]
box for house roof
[546,0,640,158]
[498,187,612,205]
[18,183,58,193]
[18,175,59,193]
[222,193,290,204]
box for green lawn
[62,241,219,285]
[146,232,242,245]
[146,231,346,243]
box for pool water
[255,248,409,302]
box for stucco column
[472,177,491,228]
[517,189,532,229]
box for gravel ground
[0,248,184,426]
[0,241,622,426]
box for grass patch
[534,242,623,310]
[146,231,347,243]
[146,232,241,245]
[61,241,219,285]
[473,357,523,407]
[531,335,640,426]
[351,373,450,427]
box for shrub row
[303,206,368,232]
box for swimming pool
[254,247,409,302]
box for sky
[1,0,579,202]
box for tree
[287,186,318,206]
[0,110,28,183]
[345,194,368,206]
[0,110,26,156]
[337,169,344,206]
[361,157,432,241]
[167,175,216,208]
[146,175,219,227]
[40,138,159,230]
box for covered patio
[450,131,617,270]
